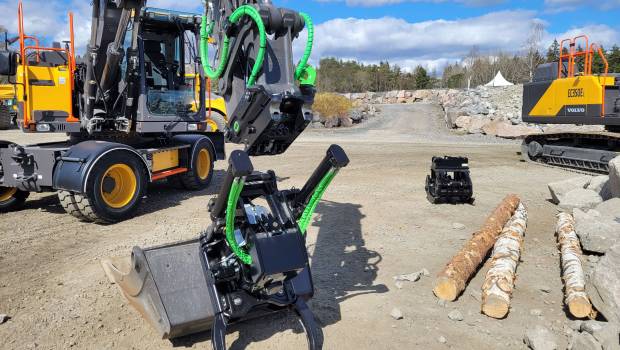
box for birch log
[481,203,528,318]
[556,212,592,318]
[434,194,521,301]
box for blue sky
[1,0,619,72]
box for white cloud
[293,10,620,72]
[544,0,620,12]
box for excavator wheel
[58,190,90,221]
[170,141,215,191]
[71,153,147,223]
[0,105,12,130]
[0,187,29,212]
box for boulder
[454,115,472,129]
[412,90,432,101]
[445,109,460,129]
[587,176,612,201]
[339,116,353,128]
[587,244,620,324]
[481,119,538,139]
[524,326,557,350]
[594,198,620,220]
[608,156,620,198]
[548,176,592,204]
[573,209,620,254]
[580,321,620,350]
[569,332,602,350]
[324,118,339,128]
[466,116,489,134]
[350,109,364,123]
[558,189,603,211]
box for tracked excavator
[96,1,348,349]
[522,35,620,173]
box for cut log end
[568,297,592,319]
[481,295,509,319]
[433,278,458,301]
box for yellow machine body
[15,63,75,128]
[528,76,615,117]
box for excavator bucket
[101,239,220,339]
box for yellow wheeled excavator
[522,35,620,173]
[0,1,228,222]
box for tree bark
[481,203,528,318]
[556,212,592,318]
[434,194,521,301]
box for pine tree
[414,66,430,89]
[608,45,620,73]
[546,39,560,63]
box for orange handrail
[558,38,573,79]
[589,43,609,116]
[557,35,610,117]
[23,36,40,63]
[18,1,29,128]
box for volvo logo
[567,107,586,113]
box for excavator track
[521,131,620,174]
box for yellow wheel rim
[196,149,211,180]
[0,187,17,202]
[100,164,137,209]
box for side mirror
[0,51,17,76]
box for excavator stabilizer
[101,240,220,339]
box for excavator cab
[132,7,215,133]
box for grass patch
[312,92,353,121]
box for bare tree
[524,21,545,82]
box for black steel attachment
[425,156,474,204]
[104,145,349,350]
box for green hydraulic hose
[297,169,338,235]
[200,17,230,81]
[229,5,267,86]
[200,5,267,87]
[226,178,253,265]
[295,12,314,81]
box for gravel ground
[0,104,579,349]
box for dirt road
[0,104,576,349]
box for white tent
[485,71,514,87]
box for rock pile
[546,156,620,350]
[341,85,605,137]
[311,104,379,129]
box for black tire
[58,190,91,221]
[75,152,147,224]
[0,105,12,130]
[0,187,29,212]
[176,140,215,191]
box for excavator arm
[82,0,144,131]
[200,0,316,156]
